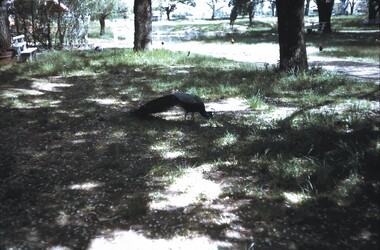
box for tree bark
[0,0,11,51]
[276,0,308,72]
[248,2,255,26]
[134,0,152,51]
[316,0,335,33]
[99,16,106,36]
[305,0,311,16]
[368,0,379,21]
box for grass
[0,17,379,249]
[164,16,379,61]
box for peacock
[132,92,213,119]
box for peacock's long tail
[133,95,178,117]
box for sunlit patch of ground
[206,98,249,112]
[88,230,231,250]
[31,81,72,92]
[150,163,221,210]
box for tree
[276,0,308,72]
[162,3,176,20]
[315,0,335,33]
[206,0,227,20]
[134,0,152,51]
[368,0,380,22]
[228,0,248,26]
[247,1,254,26]
[89,0,121,36]
[161,0,196,20]
[269,0,276,16]
[305,0,311,15]
[0,0,11,51]
[348,0,356,15]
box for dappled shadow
[0,49,379,249]
[309,59,380,82]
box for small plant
[218,130,238,147]
[247,90,266,109]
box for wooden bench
[20,47,38,62]
[305,22,326,34]
[12,35,27,56]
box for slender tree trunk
[248,2,255,26]
[305,0,311,16]
[31,0,36,46]
[276,0,308,72]
[0,0,11,51]
[271,2,276,16]
[56,0,64,45]
[350,1,355,15]
[316,0,334,33]
[99,17,106,36]
[43,9,52,49]
[134,0,152,51]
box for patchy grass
[0,46,379,249]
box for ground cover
[0,47,378,249]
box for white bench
[305,22,326,34]
[20,47,38,62]
[12,35,27,56]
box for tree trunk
[99,17,106,36]
[0,0,11,51]
[368,0,379,21]
[305,0,311,16]
[316,0,334,33]
[230,5,238,27]
[248,2,255,26]
[134,0,152,51]
[271,2,276,16]
[350,1,355,15]
[276,0,308,72]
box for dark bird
[133,92,213,119]
[319,43,323,52]
[94,46,103,52]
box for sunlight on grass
[217,130,238,147]
[111,130,126,138]
[32,99,61,107]
[283,192,310,204]
[69,182,101,191]
[318,47,380,61]
[86,97,124,105]
[89,230,229,250]
[150,163,221,210]
[247,90,270,110]
[151,141,186,160]
[2,88,43,97]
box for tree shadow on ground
[0,52,378,249]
